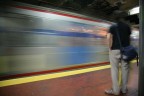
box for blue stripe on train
[0,28,104,38]
[27,29,104,38]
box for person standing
[105,11,131,95]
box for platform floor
[67,63,138,96]
[102,63,138,96]
[0,63,138,96]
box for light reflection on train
[0,2,139,77]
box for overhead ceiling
[107,0,138,10]
[13,0,139,23]
[14,0,139,11]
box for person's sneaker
[105,89,119,95]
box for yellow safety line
[0,65,111,87]
[0,60,137,87]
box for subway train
[0,2,139,78]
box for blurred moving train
[0,2,139,78]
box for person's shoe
[120,89,128,94]
[105,89,119,95]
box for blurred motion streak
[0,1,139,79]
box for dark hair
[113,10,128,21]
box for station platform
[0,62,138,96]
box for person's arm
[107,33,113,50]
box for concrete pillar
[139,0,144,96]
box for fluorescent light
[129,6,139,15]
